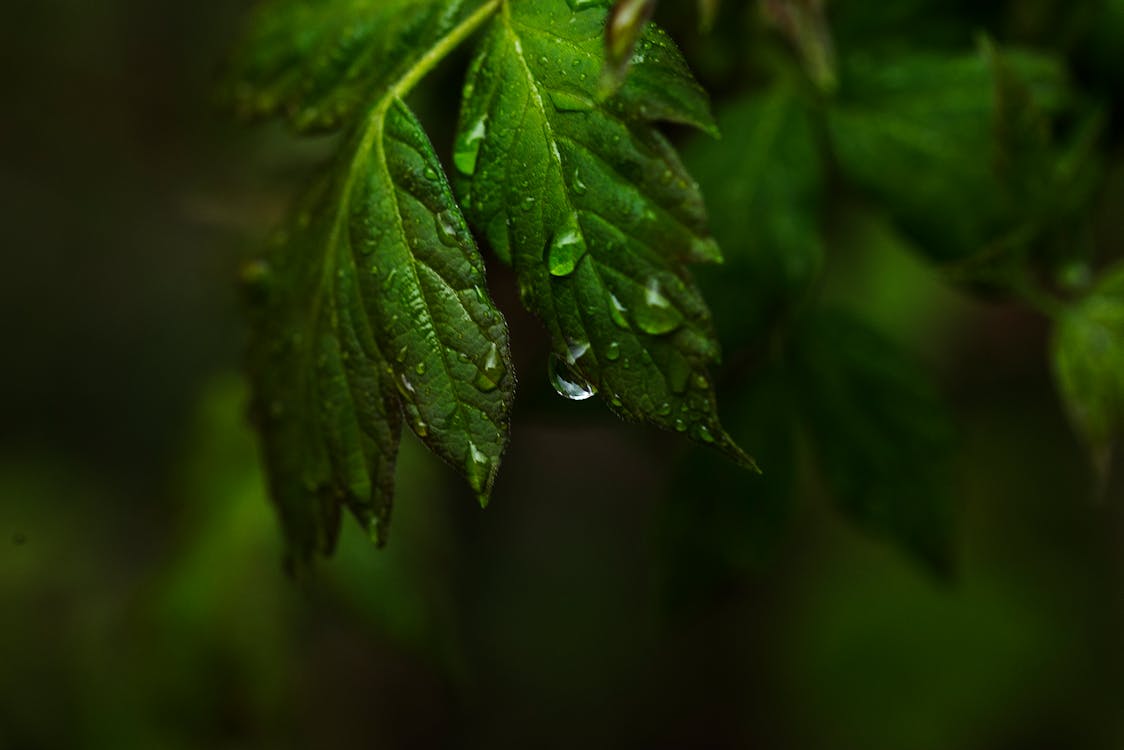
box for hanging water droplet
[411,415,429,437]
[548,353,596,401]
[656,402,671,416]
[605,341,621,361]
[474,342,506,392]
[465,441,491,496]
[549,90,595,112]
[674,418,687,432]
[634,277,683,335]
[454,116,487,175]
[696,424,715,443]
[435,210,460,246]
[547,215,587,277]
[610,393,623,407]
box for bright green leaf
[242,2,514,564]
[455,0,752,467]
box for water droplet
[571,168,588,195]
[475,342,506,392]
[549,90,594,112]
[696,424,715,443]
[608,293,630,329]
[656,402,671,416]
[415,362,426,375]
[435,210,460,246]
[411,414,429,437]
[674,418,687,433]
[395,372,415,398]
[548,353,596,401]
[693,373,708,390]
[610,393,623,407]
[568,341,590,364]
[454,116,487,175]
[424,167,438,181]
[465,441,491,496]
[605,341,621,361]
[547,215,587,277]
[634,278,683,335]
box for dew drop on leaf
[474,342,507,392]
[548,353,596,400]
[605,341,621,361]
[608,292,631,329]
[465,441,491,496]
[571,168,588,195]
[696,424,715,443]
[547,215,587,277]
[634,277,683,335]
[435,210,460,246]
[549,90,595,112]
[566,0,602,12]
[454,116,487,175]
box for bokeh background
[2,0,1123,747]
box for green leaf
[243,2,514,564]
[684,85,825,345]
[225,0,490,132]
[792,310,956,573]
[827,43,1069,263]
[1052,263,1124,476]
[455,0,752,466]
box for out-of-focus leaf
[602,0,657,95]
[792,310,957,573]
[658,365,797,610]
[827,43,1071,264]
[1052,263,1124,476]
[760,0,838,91]
[685,85,824,346]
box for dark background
[2,1,1123,747]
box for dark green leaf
[827,43,1069,263]
[792,310,956,573]
[225,0,489,132]
[245,90,513,564]
[1052,263,1124,476]
[685,85,824,345]
[455,0,752,466]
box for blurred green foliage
[2,0,1124,747]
